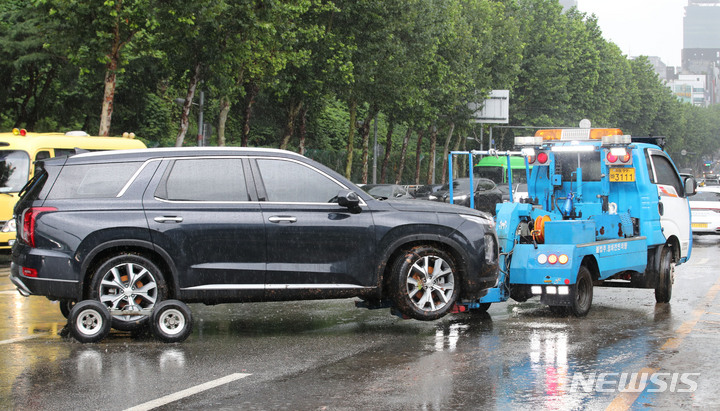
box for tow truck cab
[478,127,696,316]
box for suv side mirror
[337,189,361,213]
[684,176,697,196]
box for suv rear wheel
[391,245,459,321]
[89,253,167,331]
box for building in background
[646,56,671,81]
[667,74,709,106]
[681,0,720,105]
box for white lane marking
[124,372,252,411]
[0,334,44,345]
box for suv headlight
[1,218,16,233]
[460,213,495,228]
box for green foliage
[0,0,716,176]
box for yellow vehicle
[0,129,146,249]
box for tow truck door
[646,149,692,258]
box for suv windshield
[0,150,30,193]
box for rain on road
[2,237,719,410]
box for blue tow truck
[450,125,696,316]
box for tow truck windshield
[554,151,602,181]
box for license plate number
[692,223,708,228]
[609,167,635,182]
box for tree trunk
[380,122,395,183]
[426,125,438,185]
[441,122,456,184]
[395,127,412,184]
[217,96,231,146]
[345,100,358,179]
[98,61,118,136]
[414,129,425,185]
[360,111,374,184]
[241,82,259,147]
[99,10,127,137]
[175,63,201,147]
[452,127,463,180]
[298,106,308,155]
[28,67,56,130]
[18,68,36,127]
[280,100,303,150]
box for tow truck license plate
[609,167,635,182]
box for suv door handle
[154,216,183,223]
[268,216,297,223]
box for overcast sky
[576,0,687,67]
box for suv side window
[157,158,248,201]
[648,152,684,197]
[48,162,142,199]
[256,159,343,203]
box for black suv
[11,148,498,329]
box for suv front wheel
[89,253,167,331]
[391,245,459,321]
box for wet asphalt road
[1,237,720,410]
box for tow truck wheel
[150,300,193,343]
[570,266,593,317]
[655,247,674,303]
[391,245,459,321]
[68,300,112,343]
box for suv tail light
[20,207,56,247]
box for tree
[37,0,162,135]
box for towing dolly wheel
[150,300,193,343]
[570,266,593,317]
[391,245,459,321]
[655,247,674,303]
[68,300,112,343]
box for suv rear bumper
[10,262,79,299]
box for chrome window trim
[251,156,368,206]
[145,154,368,206]
[181,283,367,291]
[117,158,161,197]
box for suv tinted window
[48,162,142,199]
[157,158,248,201]
[257,159,343,203]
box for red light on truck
[537,152,549,164]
